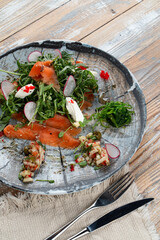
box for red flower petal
[78,66,87,70]
[105,72,109,80]
[70,164,75,171]
[17,86,21,91]
[100,70,109,80]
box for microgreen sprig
[58,126,72,138]
[0,69,22,76]
[36,179,54,183]
[0,51,98,130]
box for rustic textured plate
[0,40,146,195]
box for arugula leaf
[0,51,99,131]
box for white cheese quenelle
[90,70,99,78]
[66,97,84,127]
[15,84,35,99]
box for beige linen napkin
[0,168,159,240]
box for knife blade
[68,198,153,240]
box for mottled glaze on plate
[0,40,146,194]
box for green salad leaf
[0,51,98,130]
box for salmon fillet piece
[80,91,94,111]
[11,112,26,123]
[4,124,37,141]
[84,91,94,102]
[80,101,92,111]
[43,114,81,136]
[38,126,80,149]
[12,113,81,137]
[29,60,60,91]
[4,123,80,149]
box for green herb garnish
[14,122,26,131]
[0,69,22,76]
[0,51,98,131]
[36,140,46,150]
[74,154,81,160]
[93,101,134,128]
[58,126,72,138]
[36,179,55,183]
[78,161,87,168]
[18,173,23,181]
[94,166,102,170]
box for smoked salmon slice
[43,114,81,136]
[4,124,37,141]
[38,126,80,149]
[84,91,94,102]
[4,123,80,149]
[80,101,92,111]
[29,60,60,91]
[11,113,81,136]
[11,112,26,123]
[80,91,94,111]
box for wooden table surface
[0,0,160,236]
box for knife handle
[67,228,89,240]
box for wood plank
[129,95,160,174]
[82,0,160,63]
[0,0,142,54]
[135,161,160,233]
[0,0,69,42]
[124,40,160,83]
[125,40,160,104]
[0,0,12,8]
[126,39,160,172]
[122,37,160,234]
[126,40,160,177]
[129,96,160,234]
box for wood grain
[0,0,141,54]
[124,40,160,83]
[82,0,160,63]
[125,41,160,104]
[0,0,69,41]
[124,39,160,234]
[0,0,12,8]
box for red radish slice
[1,80,15,100]
[54,49,62,59]
[24,101,37,122]
[27,51,42,62]
[63,75,76,96]
[105,143,120,159]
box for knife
[68,198,153,240]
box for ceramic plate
[0,40,146,194]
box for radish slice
[105,143,120,159]
[27,51,42,62]
[1,80,15,100]
[24,101,37,122]
[63,75,76,96]
[54,49,62,59]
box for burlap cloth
[0,166,159,240]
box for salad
[0,49,134,183]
